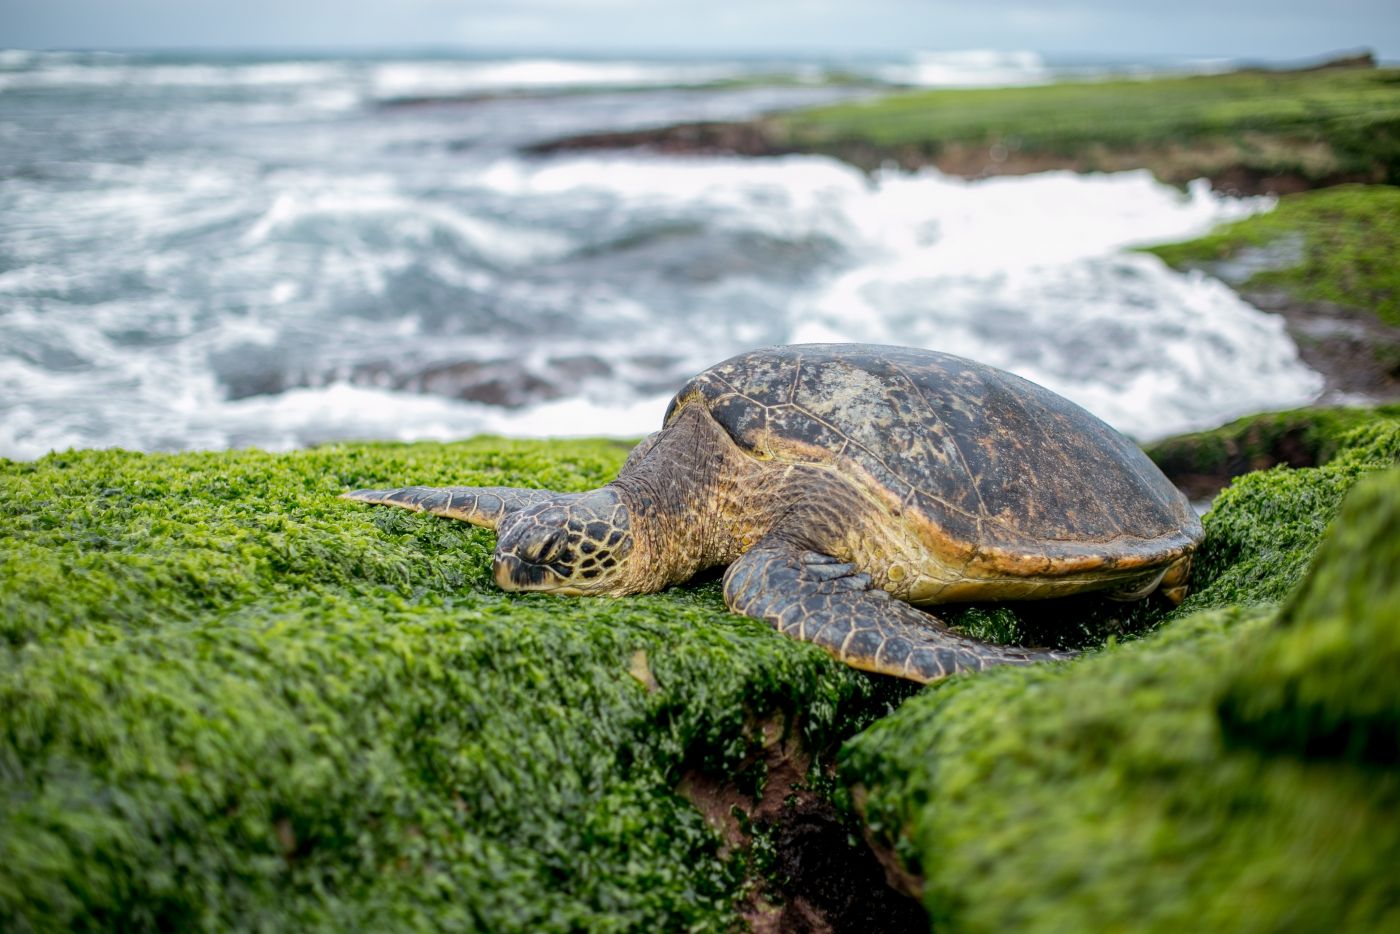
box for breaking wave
[0,52,1321,459]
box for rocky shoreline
[524,53,1392,197]
[526,118,1377,197]
[1232,287,1400,405]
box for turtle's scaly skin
[723,547,1074,681]
[344,344,1203,683]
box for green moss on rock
[775,66,1400,185]
[839,420,1400,932]
[1219,468,1400,764]
[1184,421,1400,610]
[1144,404,1400,485]
[0,440,906,932]
[4,412,1398,931]
[1144,185,1400,326]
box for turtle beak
[493,553,524,590]
[492,553,557,592]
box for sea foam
[0,56,1322,459]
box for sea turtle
[344,344,1203,683]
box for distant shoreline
[526,52,1392,197]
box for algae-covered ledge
[531,60,1400,195]
[1142,185,1400,404]
[2,412,1399,931]
[0,438,917,931]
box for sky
[2,0,1398,61]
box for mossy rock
[0,440,910,932]
[2,414,1398,931]
[1144,185,1400,327]
[1143,404,1400,493]
[776,67,1400,187]
[1219,467,1400,764]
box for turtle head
[492,489,636,595]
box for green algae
[1144,185,1400,327]
[4,411,1399,931]
[1178,421,1399,611]
[0,440,908,932]
[1219,468,1400,765]
[1144,403,1400,486]
[774,66,1400,185]
[839,419,1400,932]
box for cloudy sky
[3,0,1397,60]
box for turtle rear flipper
[723,542,1073,683]
[341,486,554,529]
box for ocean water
[0,50,1321,459]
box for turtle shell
[665,344,1202,575]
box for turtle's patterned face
[492,490,634,595]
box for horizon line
[1,44,1380,66]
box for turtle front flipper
[341,486,555,530]
[723,542,1073,683]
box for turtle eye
[522,528,567,565]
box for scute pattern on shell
[665,344,1200,568]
